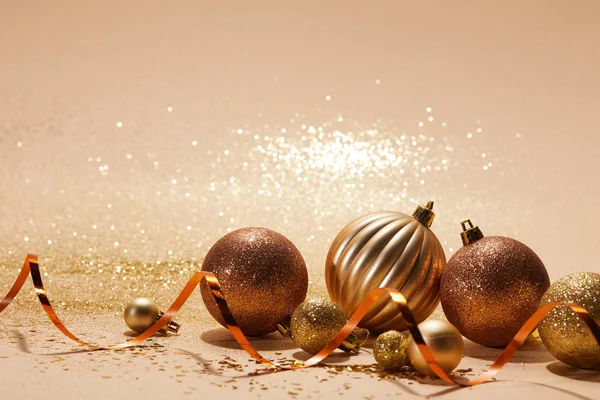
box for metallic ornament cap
[338,327,370,353]
[412,200,435,227]
[276,316,292,338]
[460,219,484,246]
[156,311,181,334]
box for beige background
[0,1,599,399]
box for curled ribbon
[1,254,599,385]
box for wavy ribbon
[1,254,599,385]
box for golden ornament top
[411,200,435,227]
[459,219,484,245]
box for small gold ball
[124,298,160,333]
[373,330,410,370]
[290,298,348,355]
[538,272,600,369]
[407,319,464,376]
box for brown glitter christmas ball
[440,221,550,348]
[200,227,308,336]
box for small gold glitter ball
[407,319,464,376]
[373,330,410,370]
[538,272,600,369]
[290,298,348,355]
[200,227,308,336]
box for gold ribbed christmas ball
[200,227,308,336]
[407,319,464,376]
[440,221,550,347]
[325,201,446,332]
[538,272,600,369]
[373,330,410,370]
[290,298,348,355]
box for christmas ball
[325,201,446,332]
[290,298,349,355]
[538,272,600,369]
[440,220,550,347]
[200,227,308,336]
[373,330,410,370]
[124,297,180,334]
[407,319,464,376]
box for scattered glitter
[325,95,331,101]
[426,107,432,112]
[167,106,174,112]
[375,79,381,84]
[0,109,501,324]
[116,122,123,128]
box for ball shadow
[292,350,352,364]
[546,361,600,382]
[123,330,169,338]
[359,336,377,349]
[463,339,556,364]
[200,328,298,351]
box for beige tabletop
[0,1,599,399]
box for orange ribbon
[1,254,599,385]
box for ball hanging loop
[459,219,484,245]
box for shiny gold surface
[199,227,308,336]
[124,297,180,334]
[538,272,600,369]
[440,234,550,347]
[407,320,464,376]
[373,330,410,370]
[324,203,446,332]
